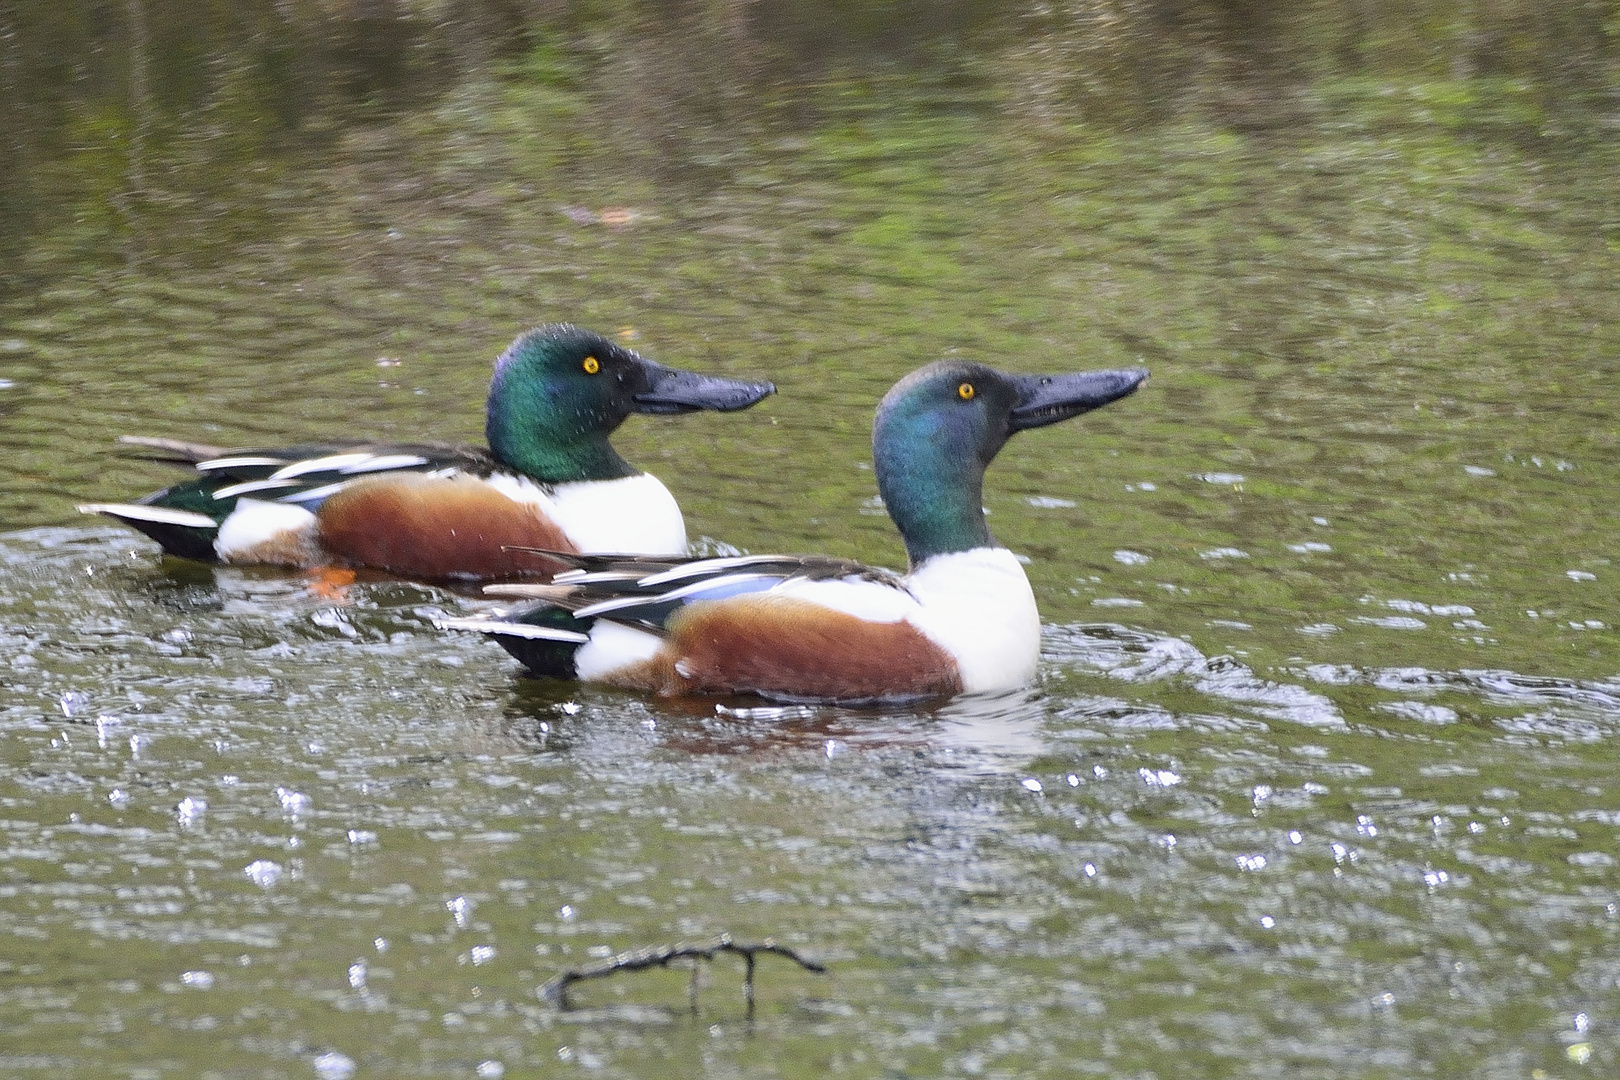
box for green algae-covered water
[2,5,1618,1077]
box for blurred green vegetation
[2,0,1616,282]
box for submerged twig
[540,933,827,1014]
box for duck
[438,357,1148,702]
[78,325,775,581]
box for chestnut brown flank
[316,474,577,580]
[619,594,963,701]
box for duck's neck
[486,375,637,484]
[874,418,993,568]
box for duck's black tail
[77,498,221,562]
[437,604,593,679]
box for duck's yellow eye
[582,355,600,375]
[958,382,975,401]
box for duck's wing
[176,442,499,502]
[81,440,510,562]
[483,549,909,634]
[85,441,501,520]
[118,436,497,481]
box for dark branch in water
[540,933,827,1013]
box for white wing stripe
[270,452,379,479]
[436,616,590,643]
[276,481,352,503]
[573,571,783,618]
[483,583,576,601]
[637,554,781,587]
[339,454,431,473]
[212,478,301,499]
[78,503,217,529]
[196,455,286,471]
[553,568,647,584]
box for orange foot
[305,566,357,601]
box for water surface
[1,6,1617,1077]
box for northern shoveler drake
[78,325,775,581]
[439,358,1148,702]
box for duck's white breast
[903,547,1041,693]
[215,498,321,563]
[573,619,665,680]
[484,472,687,556]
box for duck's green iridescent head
[873,359,1149,566]
[486,325,775,483]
